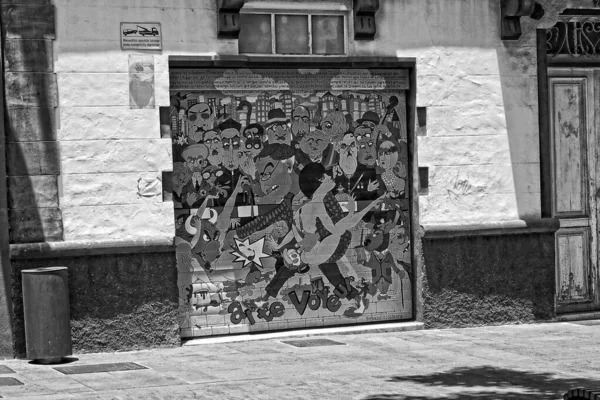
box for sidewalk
[1,321,599,399]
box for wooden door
[549,68,600,313]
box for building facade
[0,0,591,357]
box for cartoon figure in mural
[184,176,250,272]
[357,209,411,301]
[171,68,413,334]
[202,130,224,167]
[252,143,297,205]
[290,105,311,138]
[333,132,380,200]
[254,163,386,312]
[264,108,292,146]
[376,140,406,197]
[180,144,209,208]
[219,119,243,172]
[298,129,331,165]
[320,110,348,169]
[187,103,215,143]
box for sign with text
[120,22,162,50]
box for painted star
[231,237,269,268]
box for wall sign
[120,22,162,50]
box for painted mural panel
[169,68,412,337]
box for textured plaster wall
[54,0,547,241]
[422,233,556,328]
[11,252,179,355]
[353,0,543,225]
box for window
[238,2,347,55]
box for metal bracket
[217,0,246,39]
[501,0,536,40]
[354,0,379,40]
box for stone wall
[11,251,179,356]
[2,0,62,243]
[422,232,556,328]
[51,0,544,240]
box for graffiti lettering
[228,300,286,325]
[289,284,345,316]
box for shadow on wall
[362,365,600,399]
[2,10,63,356]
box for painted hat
[265,108,290,127]
[357,110,380,125]
[218,118,242,132]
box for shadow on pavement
[362,365,600,399]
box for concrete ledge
[182,321,424,346]
[10,237,174,259]
[169,55,417,69]
[422,218,559,239]
[556,311,600,322]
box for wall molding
[422,218,559,239]
[10,238,175,260]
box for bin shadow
[362,365,600,399]
[28,357,79,366]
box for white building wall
[53,0,542,241]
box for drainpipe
[0,11,13,357]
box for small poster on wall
[120,22,162,50]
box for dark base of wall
[11,252,180,357]
[422,232,555,329]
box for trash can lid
[22,267,67,274]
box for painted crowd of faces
[171,81,412,335]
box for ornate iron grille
[547,18,600,57]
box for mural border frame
[168,55,423,326]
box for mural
[169,68,412,337]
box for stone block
[417,75,503,107]
[7,175,59,209]
[427,164,518,197]
[287,319,306,330]
[6,141,60,176]
[248,322,269,332]
[4,39,53,72]
[1,4,55,39]
[61,202,174,241]
[58,107,160,141]
[267,320,288,331]
[205,314,225,326]
[5,72,57,107]
[6,107,56,142]
[60,139,172,174]
[418,135,513,167]
[57,73,129,107]
[60,172,164,207]
[425,105,507,137]
[419,193,521,224]
[210,325,230,336]
[9,207,63,243]
[228,324,251,334]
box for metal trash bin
[22,267,72,364]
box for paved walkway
[1,321,599,399]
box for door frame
[548,67,600,314]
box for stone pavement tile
[108,370,188,388]
[0,381,55,398]
[9,394,77,400]
[11,368,65,381]
[34,377,94,393]
[68,372,137,391]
